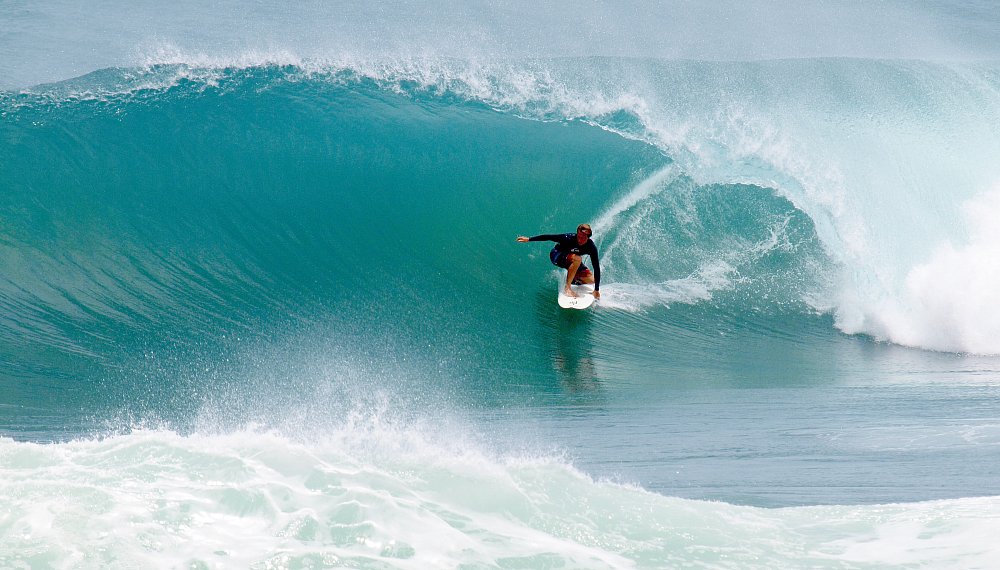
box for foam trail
[593,164,680,234]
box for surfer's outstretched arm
[517,234,563,243]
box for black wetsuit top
[528,233,601,291]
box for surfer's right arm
[516,234,562,243]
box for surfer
[517,224,601,299]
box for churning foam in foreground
[2,429,999,569]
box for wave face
[1,63,851,438]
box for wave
[0,64,825,347]
[7,56,1000,357]
[4,57,1000,449]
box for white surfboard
[558,282,597,309]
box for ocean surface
[3,1,1000,568]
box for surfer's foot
[564,287,579,297]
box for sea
[3,1,1000,568]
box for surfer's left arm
[590,241,601,299]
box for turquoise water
[4,2,1000,568]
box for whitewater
[4,1,1000,568]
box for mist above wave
[5,0,1000,90]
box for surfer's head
[576,223,592,244]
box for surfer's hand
[593,290,601,299]
[516,236,529,242]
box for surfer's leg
[575,267,594,285]
[564,254,582,296]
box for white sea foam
[840,189,1000,353]
[597,260,739,312]
[1,429,998,569]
